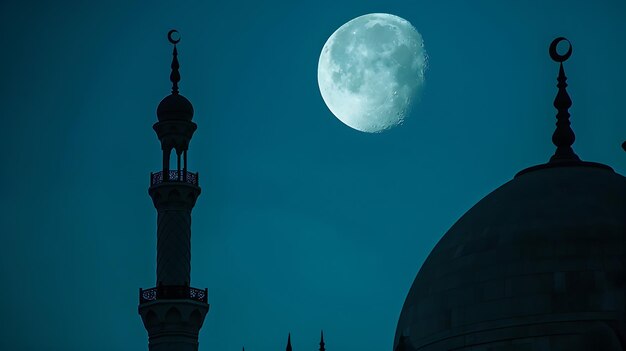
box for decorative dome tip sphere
[157,94,194,121]
[318,13,427,133]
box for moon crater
[318,13,427,133]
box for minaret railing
[140,286,208,303]
[150,170,199,186]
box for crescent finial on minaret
[168,29,181,95]
[549,37,580,162]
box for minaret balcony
[139,285,208,304]
[150,170,199,186]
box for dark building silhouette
[138,30,209,351]
[394,37,626,350]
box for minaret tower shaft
[138,30,209,351]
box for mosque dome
[157,93,194,121]
[394,38,626,350]
[395,162,626,350]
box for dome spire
[168,29,181,95]
[548,37,580,162]
[319,330,325,351]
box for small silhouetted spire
[319,330,325,351]
[396,335,407,351]
[286,333,292,351]
[168,29,181,95]
[548,37,580,162]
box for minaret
[319,331,325,351]
[138,30,209,351]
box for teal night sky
[1,1,626,350]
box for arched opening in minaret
[162,147,190,182]
[169,148,180,180]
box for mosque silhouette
[137,32,626,350]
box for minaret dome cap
[156,29,194,122]
[157,94,194,121]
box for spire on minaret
[168,29,181,94]
[286,333,293,351]
[319,330,325,351]
[548,37,580,162]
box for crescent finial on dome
[549,37,580,162]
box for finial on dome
[548,37,580,162]
[168,29,181,95]
[319,330,325,351]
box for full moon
[318,13,427,133]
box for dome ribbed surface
[157,94,194,121]
[395,164,626,351]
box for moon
[318,13,427,133]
